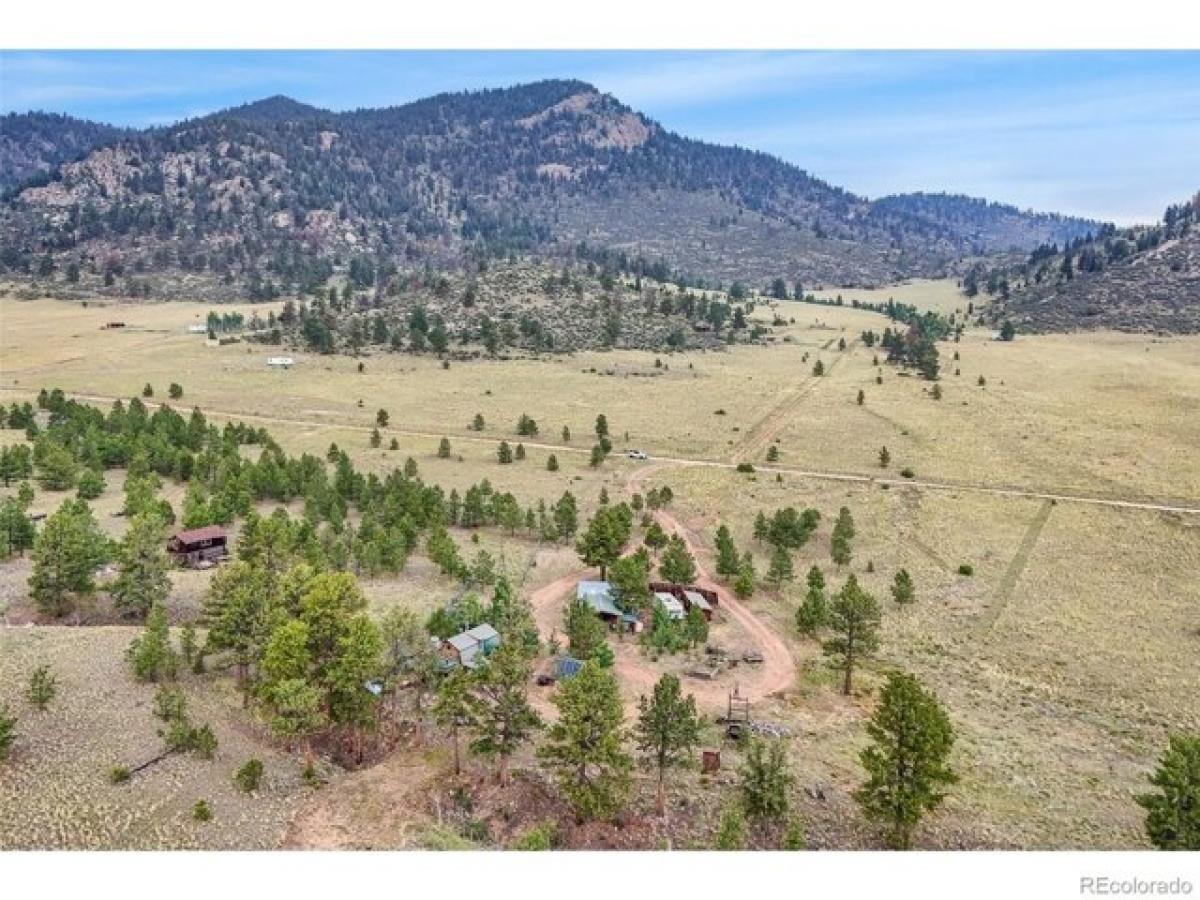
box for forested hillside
[972,194,1200,334]
[0,81,1101,299]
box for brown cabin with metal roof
[167,525,229,567]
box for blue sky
[2,50,1197,223]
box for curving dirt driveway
[627,465,796,708]
[526,464,797,714]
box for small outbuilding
[654,591,686,621]
[577,581,640,631]
[267,356,295,368]
[442,622,501,670]
[683,589,714,620]
[167,525,228,567]
[650,581,719,619]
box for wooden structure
[725,686,751,740]
[576,580,640,632]
[167,526,228,567]
[701,749,722,774]
[649,582,719,620]
[442,623,500,670]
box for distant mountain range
[0,80,1107,297]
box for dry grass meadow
[1,285,1197,849]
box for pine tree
[433,667,475,776]
[128,599,179,682]
[575,506,627,579]
[823,574,881,695]
[855,671,957,849]
[546,454,559,472]
[891,569,915,605]
[564,596,608,662]
[608,552,651,612]
[438,437,452,458]
[467,643,541,786]
[659,535,697,585]
[201,561,272,700]
[795,574,828,637]
[714,523,740,577]
[739,737,795,825]
[1137,734,1200,850]
[879,445,891,468]
[642,520,668,556]
[540,660,632,822]
[27,664,57,711]
[831,506,855,568]
[34,440,79,491]
[110,512,171,620]
[734,552,757,599]
[30,499,109,618]
[753,511,770,543]
[635,674,701,814]
[488,577,539,657]
[0,498,36,558]
[767,544,794,590]
[552,492,578,543]
[76,468,105,500]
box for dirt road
[13,387,1197,516]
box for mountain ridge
[0,80,1104,296]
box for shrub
[0,705,16,760]
[235,758,264,792]
[899,467,915,479]
[191,724,218,760]
[510,821,558,850]
[782,818,807,849]
[957,563,974,576]
[27,664,57,710]
[461,818,491,844]
[736,462,755,474]
[109,765,131,784]
[715,805,746,850]
[76,468,105,500]
[192,799,212,822]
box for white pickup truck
[626,449,648,460]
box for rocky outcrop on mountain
[0,112,125,194]
[0,80,1101,296]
